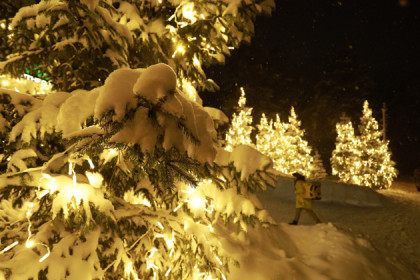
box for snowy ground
[225,178,420,280]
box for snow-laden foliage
[1,0,275,96]
[1,0,132,91]
[0,88,43,173]
[0,63,277,279]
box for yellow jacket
[294,180,312,210]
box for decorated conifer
[309,150,327,180]
[278,107,313,176]
[357,100,397,189]
[0,64,276,279]
[225,87,254,152]
[256,113,275,158]
[271,114,288,173]
[330,114,361,185]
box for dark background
[202,0,420,177]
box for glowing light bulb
[26,240,34,248]
[187,197,206,209]
[165,238,174,249]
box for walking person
[289,172,321,225]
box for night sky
[202,0,420,176]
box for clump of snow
[63,126,104,140]
[8,91,71,143]
[110,107,159,153]
[7,149,37,172]
[204,106,229,125]
[94,68,141,122]
[215,145,273,180]
[39,174,114,220]
[8,109,41,143]
[133,63,177,102]
[57,88,99,137]
[178,180,273,232]
[39,91,71,136]
[0,88,41,116]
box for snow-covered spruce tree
[1,0,275,98]
[224,87,254,152]
[0,64,276,279]
[276,107,313,177]
[330,114,362,185]
[256,113,275,158]
[357,100,397,189]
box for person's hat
[292,172,305,180]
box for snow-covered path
[231,182,420,280]
[331,188,420,274]
[253,180,420,279]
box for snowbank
[268,176,383,206]
[227,222,416,280]
[227,181,420,280]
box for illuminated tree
[278,107,313,176]
[256,113,275,157]
[271,113,288,173]
[224,87,254,151]
[357,100,397,189]
[0,64,276,279]
[309,150,327,180]
[1,0,275,96]
[330,115,362,185]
